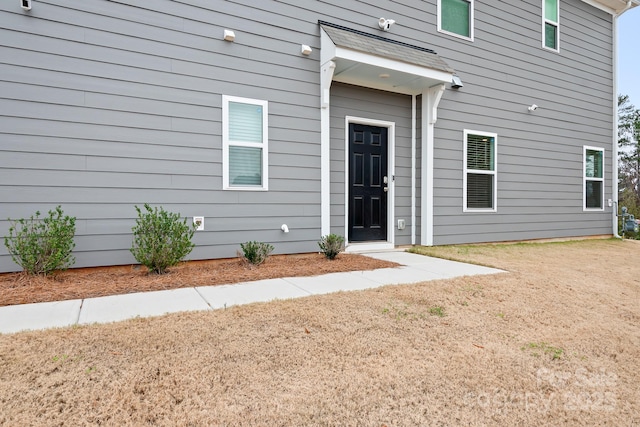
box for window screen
[584,147,603,209]
[441,0,471,38]
[465,132,497,211]
[543,0,559,50]
[223,96,268,190]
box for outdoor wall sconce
[223,29,235,42]
[451,75,464,89]
[301,44,312,55]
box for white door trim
[344,116,395,250]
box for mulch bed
[0,253,399,307]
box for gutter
[611,1,635,238]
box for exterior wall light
[378,18,396,31]
[223,29,235,42]
[451,75,463,89]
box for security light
[528,104,538,111]
[451,75,464,89]
[378,18,396,31]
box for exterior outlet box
[193,216,204,231]
[21,0,32,10]
[397,219,405,230]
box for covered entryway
[348,123,388,242]
[319,21,455,248]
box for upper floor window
[222,95,269,191]
[438,0,474,41]
[543,0,559,51]
[464,130,497,212]
[584,146,604,210]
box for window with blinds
[438,0,473,40]
[584,146,604,210]
[464,131,497,211]
[222,96,268,190]
[543,0,559,51]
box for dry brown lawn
[1,239,639,426]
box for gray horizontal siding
[0,0,616,271]
[0,0,326,272]
[424,0,614,244]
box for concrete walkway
[0,251,504,334]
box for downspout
[411,95,417,245]
[612,1,633,238]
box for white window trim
[222,95,269,191]
[583,145,604,211]
[437,0,474,42]
[542,0,560,52]
[463,129,498,213]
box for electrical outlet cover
[193,216,204,231]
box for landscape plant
[318,234,345,260]
[239,241,274,266]
[130,204,195,274]
[3,206,76,275]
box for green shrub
[318,234,345,260]
[239,241,274,266]
[130,204,195,274]
[4,206,76,275]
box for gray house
[0,0,637,272]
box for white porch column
[320,60,336,236]
[420,84,445,246]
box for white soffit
[580,0,639,14]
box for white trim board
[344,116,396,249]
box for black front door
[348,123,388,242]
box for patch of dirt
[0,253,399,307]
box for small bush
[239,241,274,266]
[130,204,195,274]
[318,234,345,260]
[4,206,76,275]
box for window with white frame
[543,0,559,51]
[464,130,497,211]
[584,146,604,210]
[222,95,268,190]
[438,0,474,40]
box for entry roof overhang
[320,21,455,96]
